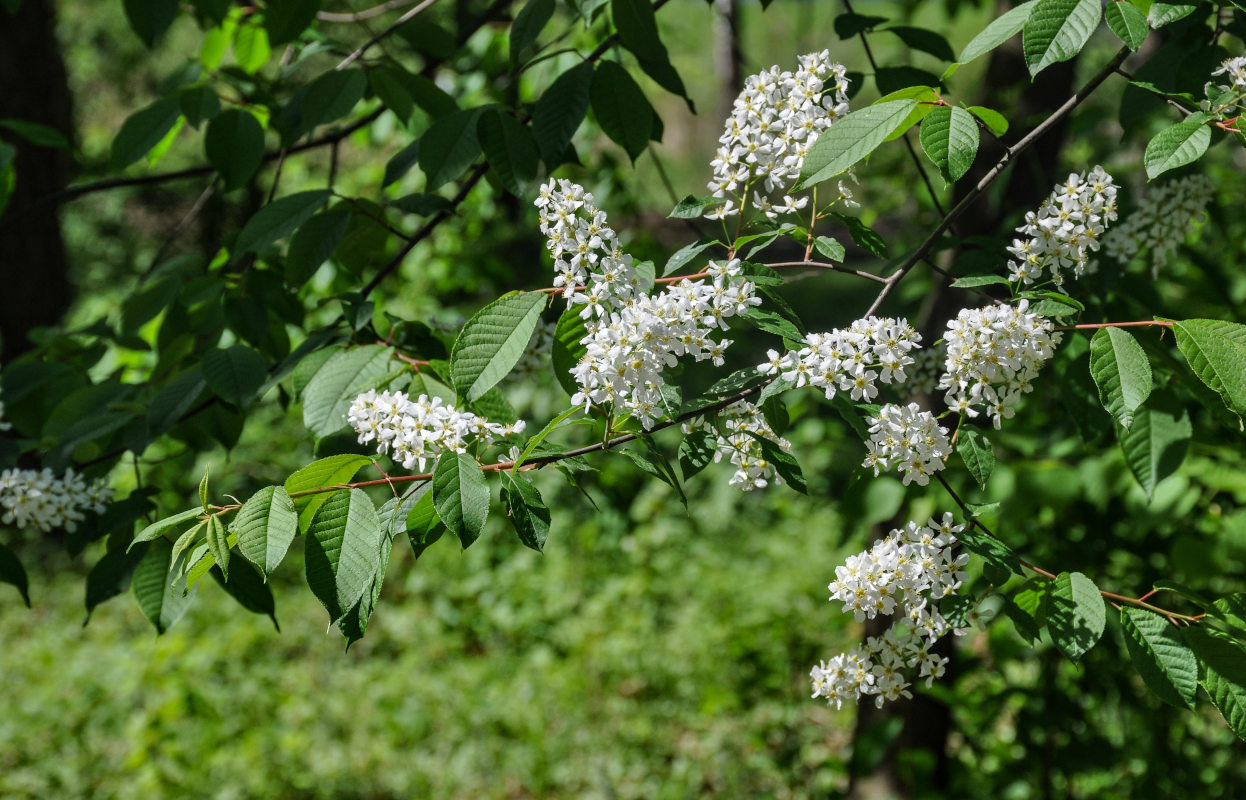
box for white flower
[811,514,970,709]
[681,401,791,491]
[0,467,112,533]
[347,390,525,471]
[538,180,759,429]
[1006,165,1118,287]
[937,301,1061,428]
[707,52,851,220]
[1101,175,1214,277]
[863,403,950,486]
[756,316,921,401]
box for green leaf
[477,109,538,197]
[230,486,298,577]
[1172,319,1246,415]
[678,429,717,479]
[967,106,1009,137]
[611,0,690,109]
[211,558,278,630]
[133,538,196,634]
[199,468,211,512]
[204,109,265,191]
[957,428,995,489]
[233,20,271,74]
[591,60,653,162]
[1121,607,1198,709]
[1046,571,1106,662]
[304,488,385,624]
[206,515,230,580]
[263,0,320,44]
[830,213,889,259]
[432,452,490,549]
[950,274,1008,288]
[404,487,445,558]
[284,454,374,532]
[235,190,330,255]
[286,207,350,285]
[663,238,718,276]
[1104,1,1149,50]
[959,0,1037,64]
[500,472,550,551]
[551,305,589,399]
[669,195,726,219]
[532,61,594,165]
[300,68,367,134]
[1184,627,1246,741]
[958,525,1022,585]
[513,405,582,471]
[0,118,70,149]
[85,545,146,620]
[1144,115,1212,180]
[1023,0,1102,77]
[131,507,203,549]
[123,0,178,47]
[799,100,919,189]
[834,11,887,38]
[883,26,955,61]
[510,0,555,65]
[1117,397,1192,499]
[1148,2,1198,28]
[814,236,846,262]
[747,433,806,494]
[0,542,30,606]
[110,97,182,169]
[1008,581,1048,643]
[919,105,980,183]
[418,107,483,191]
[202,344,267,407]
[1089,327,1153,429]
[301,345,395,437]
[450,292,546,402]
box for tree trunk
[0,0,75,364]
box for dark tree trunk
[0,0,75,363]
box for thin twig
[336,0,440,70]
[319,0,419,22]
[862,46,1131,317]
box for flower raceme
[1006,165,1118,287]
[937,300,1062,429]
[682,401,793,491]
[758,317,922,402]
[706,50,853,221]
[862,403,951,487]
[347,390,526,471]
[811,514,970,709]
[0,468,113,533]
[537,179,761,429]
[1102,174,1214,276]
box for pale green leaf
[230,486,298,578]
[1105,1,1149,50]
[957,428,995,489]
[133,538,196,634]
[1172,319,1246,415]
[959,1,1037,63]
[1117,397,1192,499]
[1121,606,1198,709]
[799,100,919,188]
[1089,327,1153,429]
[432,452,490,549]
[1184,627,1246,741]
[304,488,385,624]
[301,345,395,437]
[1046,570,1106,662]
[919,105,980,183]
[450,292,546,402]
[1022,0,1102,77]
[284,454,374,532]
[1144,115,1212,180]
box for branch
[934,473,1201,625]
[862,45,1131,317]
[318,0,420,23]
[335,0,440,70]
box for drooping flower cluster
[1006,165,1118,287]
[938,301,1061,428]
[347,390,526,471]
[0,468,112,532]
[1101,175,1214,276]
[706,51,852,221]
[682,400,793,491]
[862,403,951,486]
[810,513,970,709]
[904,342,945,397]
[758,317,922,402]
[537,179,760,428]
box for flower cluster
[1101,175,1214,276]
[758,317,921,402]
[1207,56,1246,119]
[810,513,970,709]
[682,401,793,491]
[537,180,760,428]
[904,342,945,398]
[347,390,525,471]
[1006,166,1118,287]
[862,403,951,486]
[706,51,852,221]
[938,301,1061,428]
[0,468,112,532]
